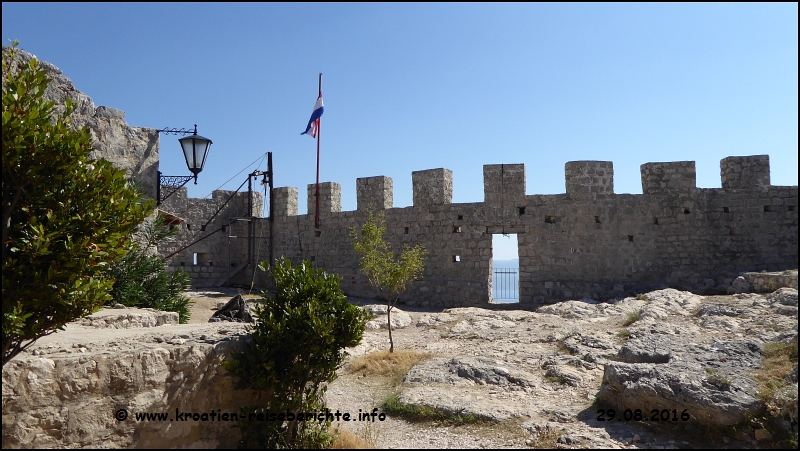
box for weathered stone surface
[78,308,178,328]
[767,287,798,306]
[405,357,538,388]
[600,337,766,426]
[397,386,528,422]
[361,304,411,329]
[2,320,254,448]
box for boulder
[599,337,766,426]
[361,304,411,329]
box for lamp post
[156,124,212,206]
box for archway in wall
[491,233,519,303]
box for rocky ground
[325,287,798,449]
[4,284,797,449]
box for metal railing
[493,268,519,300]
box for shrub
[222,257,369,448]
[2,43,151,366]
[622,310,641,326]
[108,215,192,323]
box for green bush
[108,215,192,323]
[622,310,641,326]
[222,257,369,448]
[2,43,151,366]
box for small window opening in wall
[653,217,659,225]
[545,215,556,224]
[195,253,208,266]
[628,235,634,242]
[315,230,321,237]
[201,225,206,232]
[518,207,526,215]
[310,256,316,262]
[763,205,773,212]
[404,227,409,234]
[723,207,730,213]
[453,255,461,262]
[729,227,735,236]
[180,262,185,267]
[789,205,796,212]
[186,224,192,231]
[453,226,461,233]
[209,262,213,266]
[683,208,690,214]
[457,215,463,220]
[594,216,601,224]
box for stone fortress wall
[161,156,798,309]
[11,47,796,309]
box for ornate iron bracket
[157,171,195,206]
[156,124,198,136]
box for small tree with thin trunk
[350,209,427,353]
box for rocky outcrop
[360,304,412,330]
[2,308,254,448]
[3,47,159,200]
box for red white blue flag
[301,95,324,138]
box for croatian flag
[301,95,324,138]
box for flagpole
[315,73,322,230]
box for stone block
[565,161,613,199]
[721,155,770,191]
[273,187,298,217]
[307,182,341,215]
[412,168,452,206]
[641,161,696,196]
[357,176,393,210]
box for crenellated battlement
[357,176,393,210]
[269,156,782,215]
[640,161,696,196]
[565,161,614,199]
[721,155,770,191]
[306,182,341,216]
[162,154,796,306]
[413,168,453,206]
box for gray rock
[94,106,125,120]
[544,365,583,387]
[404,357,538,388]
[360,304,411,329]
[397,385,528,422]
[730,276,751,294]
[698,304,744,317]
[767,288,798,306]
[600,337,766,426]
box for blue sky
[3,3,797,260]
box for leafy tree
[108,215,193,323]
[222,257,368,448]
[2,43,151,366]
[349,209,427,353]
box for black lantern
[156,124,213,205]
[179,132,212,177]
